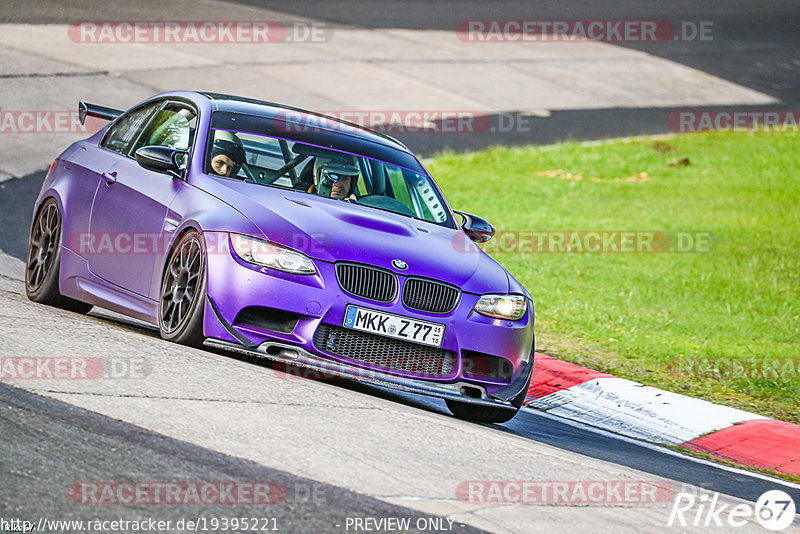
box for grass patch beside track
[429,132,800,423]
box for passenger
[209,130,246,177]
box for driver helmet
[313,158,360,198]
[209,130,246,177]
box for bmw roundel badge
[392,259,408,270]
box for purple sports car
[26,91,534,423]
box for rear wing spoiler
[78,101,123,125]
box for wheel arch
[156,224,209,346]
[29,192,64,237]
[159,223,204,288]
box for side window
[237,132,283,167]
[101,103,161,155]
[131,103,196,155]
[223,131,283,181]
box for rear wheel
[445,399,519,424]
[25,198,93,313]
[158,230,206,347]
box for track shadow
[0,170,45,261]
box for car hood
[199,177,510,295]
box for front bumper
[202,231,534,402]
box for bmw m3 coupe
[26,91,534,423]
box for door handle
[102,171,117,184]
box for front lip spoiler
[203,338,519,410]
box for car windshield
[204,127,453,227]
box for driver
[209,130,246,177]
[312,159,360,200]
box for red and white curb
[522,354,800,477]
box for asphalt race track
[2,0,799,156]
[1,2,799,533]
[236,0,800,153]
[0,383,483,534]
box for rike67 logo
[668,490,796,531]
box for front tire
[25,198,93,314]
[158,230,206,347]
[445,399,520,424]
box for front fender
[151,182,267,299]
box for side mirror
[453,210,495,243]
[134,146,187,178]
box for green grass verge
[428,132,800,423]
[669,445,800,484]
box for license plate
[342,305,445,348]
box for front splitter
[204,338,517,410]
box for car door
[62,103,159,256]
[88,100,196,299]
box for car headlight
[230,234,316,275]
[473,294,527,321]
